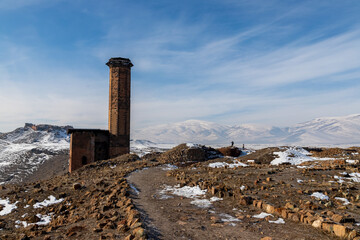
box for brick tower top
[106,57,133,68]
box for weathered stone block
[265,204,275,214]
[333,224,349,238]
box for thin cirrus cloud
[216,30,360,87]
[126,24,360,128]
[0,1,360,132]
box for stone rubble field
[0,143,359,239]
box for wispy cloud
[210,29,360,87]
[1,1,360,132]
[110,18,360,128]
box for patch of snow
[271,147,312,165]
[269,218,285,224]
[33,195,64,209]
[349,172,360,182]
[233,208,244,212]
[36,213,53,225]
[219,213,240,222]
[0,198,18,216]
[160,184,221,208]
[334,172,360,183]
[313,157,336,161]
[186,143,201,148]
[271,147,336,165]
[247,160,255,163]
[240,185,246,191]
[15,213,53,228]
[346,160,358,164]
[210,197,223,202]
[335,197,350,205]
[334,175,345,183]
[208,160,248,168]
[129,184,140,195]
[311,192,329,200]
[297,179,303,183]
[297,166,310,169]
[190,199,212,208]
[253,212,273,219]
[158,194,173,200]
[160,185,207,198]
[15,220,28,228]
[161,164,178,170]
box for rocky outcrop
[217,146,242,157]
[158,143,222,164]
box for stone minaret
[106,57,133,157]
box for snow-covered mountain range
[1,113,360,184]
[133,114,360,146]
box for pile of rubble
[158,143,222,164]
[217,146,242,157]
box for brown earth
[0,154,157,240]
[127,166,335,240]
[0,145,360,239]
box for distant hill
[133,114,360,146]
[0,124,72,184]
[2,114,360,184]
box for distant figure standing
[231,141,234,147]
[242,144,245,149]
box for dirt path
[127,166,335,240]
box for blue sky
[1,0,360,132]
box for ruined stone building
[67,57,133,172]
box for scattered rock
[333,224,349,238]
[73,183,82,190]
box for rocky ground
[1,144,360,239]
[0,154,156,240]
